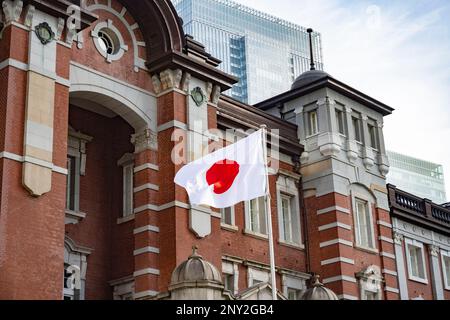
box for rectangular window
[223,274,235,292]
[66,156,77,211]
[354,199,375,249]
[335,109,345,135]
[352,116,362,142]
[442,252,450,289]
[308,110,319,136]
[248,197,267,234]
[221,207,234,226]
[365,291,378,300]
[405,239,427,283]
[287,288,302,300]
[279,194,301,245]
[123,164,134,217]
[368,124,379,150]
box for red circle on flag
[206,159,240,194]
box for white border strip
[320,239,353,248]
[134,163,159,173]
[385,287,400,294]
[134,290,159,299]
[319,222,352,232]
[380,252,396,259]
[0,151,68,175]
[134,246,160,256]
[322,276,357,284]
[377,220,393,228]
[317,206,351,215]
[157,120,187,133]
[134,225,160,235]
[382,269,398,276]
[134,268,160,277]
[379,236,394,244]
[134,183,159,193]
[321,257,355,266]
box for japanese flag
[174,130,267,209]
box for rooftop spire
[307,28,316,71]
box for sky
[232,0,450,200]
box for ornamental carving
[131,129,158,153]
[393,232,404,245]
[35,22,55,45]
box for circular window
[97,28,119,55]
[91,20,128,62]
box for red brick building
[0,0,448,301]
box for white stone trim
[377,220,393,228]
[322,276,357,284]
[117,214,135,225]
[157,120,187,133]
[337,294,358,300]
[134,183,159,193]
[133,268,160,277]
[382,269,398,276]
[70,61,154,97]
[318,222,352,232]
[321,257,355,266]
[134,201,192,214]
[384,287,400,294]
[380,252,396,259]
[319,239,353,248]
[134,204,159,214]
[317,206,350,215]
[134,225,160,235]
[134,163,159,173]
[134,246,160,256]
[379,236,394,244]
[0,151,68,175]
[133,290,159,299]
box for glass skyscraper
[172,0,324,104]
[387,151,447,204]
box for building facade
[172,0,324,105]
[388,184,450,300]
[387,151,447,204]
[0,0,448,301]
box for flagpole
[260,125,277,301]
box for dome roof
[170,247,223,285]
[291,70,329,90]
[300,276,339,300]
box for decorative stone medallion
[191,87,206,107]
[35,22,55,45]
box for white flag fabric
[174,130,267,209]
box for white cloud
[234,0,450,200]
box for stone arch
[120,0,185,64]
[69,82,156,132]
[348,183,377,204]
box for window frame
[368,120,379,150]
[221,206,236,227]
[440,250,450,290]
[276,175,303,248]
[352,115,363,143]
[307,109,319,136]
[335,108,345,135]
[352,196,377,251]
[405,238,428,284]
[245,197,267,236]
[117,153,135,220]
